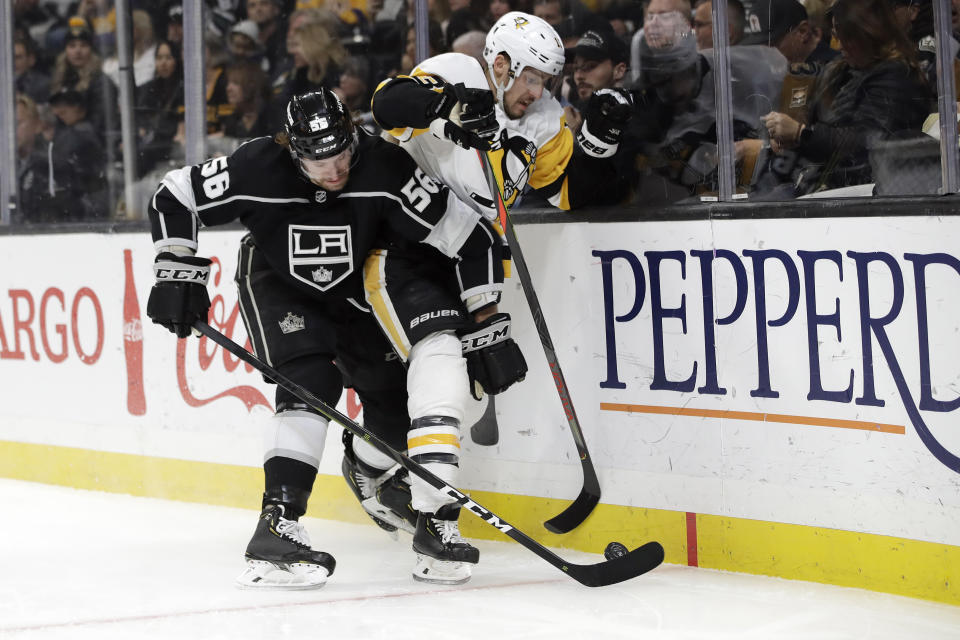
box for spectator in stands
[15,0,61,52]
[445,0,488,45]
[629,0,693,85]
[15,93,55,224]
[741,0,821,65]
[760,0,931,195]
[247,0,288,73]
[451,29,486,61]
[692,0,745,51]
[14,34,50,104]
[135,40,183,176]
[229,19,267,68]
[75,0,117,53]
[333,56,372,115]
[217,60,271,141]
[50,17,119,147]
[567,29,629,116]
[268,20,348,130]
[103,9,157,87]
[890,0,937,89]
[488,0,515,24]
[626,0,787,200]
[400,20,446,74]
[270,8,341,82]
[47,86,108,220]
[795,0,840,66]
[166,4,183,51]
[205,33,233,133]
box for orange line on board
[599,403,905,434]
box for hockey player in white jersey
[371,10,634,216]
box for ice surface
[1,479,958,639]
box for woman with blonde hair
[268,21,348,130]
[50,17,118,146]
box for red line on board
[686,512,699,567]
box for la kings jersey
[374,53,577,216]
[148,132,502,309]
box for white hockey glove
[577,88,633,158]
[428,82,499,151]
[459,313,527,401]
[146,252,211,338]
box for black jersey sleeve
[370,75,445,132]
[147,137,274,253]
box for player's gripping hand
[428,82,499,150]
[459,313,527,401]
[146,252,211,338]
[577,88,633,158]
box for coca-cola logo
[174,256,270,411]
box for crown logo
[278,312,306,334]
[312,265,333,283]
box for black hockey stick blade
[193,320,664,587]
[544,485,601,534]
[568,541,665,587]
[469,395,499,446]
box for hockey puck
[604,541,629,560]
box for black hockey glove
[146,252,212,339]
[428,82,499,150]
[459,313,527,401]
[577,88,633,158]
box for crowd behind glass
[9,0,957,224]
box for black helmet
[284,88,356,161]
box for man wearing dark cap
[568,30,629,110]
[742,0,821,64]
[166,5,183,50]
[47,85,108,220]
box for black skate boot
[412,504,479,584]
[342,446,417,535]
[376,468,419,533]
[236,503,336,590]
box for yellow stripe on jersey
[408,433,461,449]
[528,123,574,195]
[363,250,411,360]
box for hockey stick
[194,320,664,587]
[476,149,601,534]
[470,395,499,445]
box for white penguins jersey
[374,52,577,216]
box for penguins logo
[513,16,529,28]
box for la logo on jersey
[288,224,354,292]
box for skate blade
[412,553,472,585]
[362,497,416,535]
[235,560,329,590]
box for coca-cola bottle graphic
[123,249,147,415]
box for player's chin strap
[486,66,513,111]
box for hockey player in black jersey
[145,88,527,587]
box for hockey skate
[235,504,336,590]
[342,456,418,536]
[412,504,479,585]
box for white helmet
[483,11,565,99]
